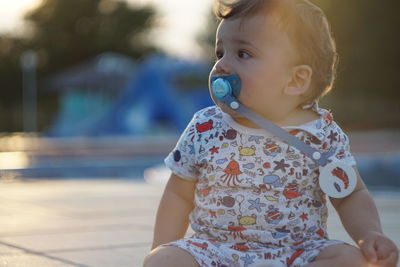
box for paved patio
[0,178,399,267]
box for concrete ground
[0,178,399,267]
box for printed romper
[163,104,356,267]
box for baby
[143,0,398,266]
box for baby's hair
[214,0,338,103]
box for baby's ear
[284,65,312,96]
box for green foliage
[0,0,157,131]
[24,0,156,72]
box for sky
[0,0,213,59]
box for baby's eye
[238,50,251,59]
[215,50,224,60]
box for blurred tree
[0,0,157,132]
[24,0,156,72]
[0,37,28,132]
[197,10,219,63]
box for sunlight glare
[0,152,29,170]
[0,0,41,33]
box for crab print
[239,145,256,159]
[196,119,214,133]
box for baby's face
[209,13,300,119]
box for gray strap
[224,95,331,166]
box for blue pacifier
[211,74,241,101]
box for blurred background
[0,1,399,266]
[0,0,399,185]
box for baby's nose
[215,58,231,75]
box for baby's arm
[330,167,382,243]
[151,173,196,250]
[330,167,399,266]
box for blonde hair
[214,0,338,103]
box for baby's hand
[358,231,399,267]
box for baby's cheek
[242,89,265,109]
[239,87,254,103]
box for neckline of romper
[218,101,331,141]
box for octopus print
[220,160,243,186]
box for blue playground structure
[47,53,213,137]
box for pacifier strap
[223,95,331,166]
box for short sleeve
[328,122,357,166]
[164,115,199,181]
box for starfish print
[273,159,290,173]
[248,198,266,213]
[209,146,219,154]
[327,130,338,144]
[241,253,256,267]
[300,212,309,221]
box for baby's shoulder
[318,109,347,135]
[302,102,347,136]
[316,108,352,150]
[290,106,349,149]
[192,105,223,122]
